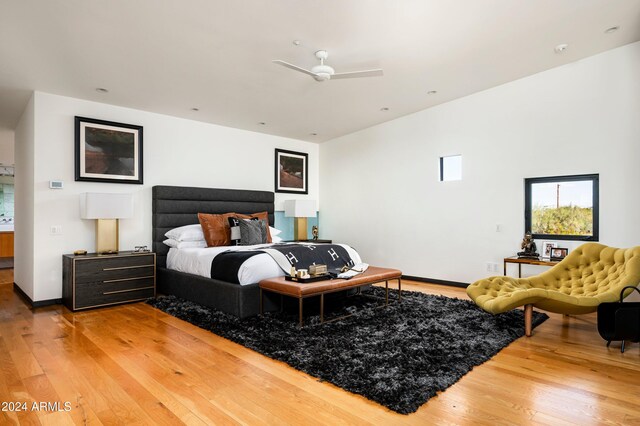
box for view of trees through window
[525,174,599,240]
[531,181,593,235]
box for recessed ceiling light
[310,133,317,136]
[95,87,109,93]
[293,40,301,46]
[380,107,389,111]
[554,43,569,54]
[605,26,620,34]
[191,107,199,112]
[427,90,437,95]
[258,122,266,125]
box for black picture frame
[524,173,599,241]
[75,116,143,184]
[275,149,308,194]
[550,247,569,261]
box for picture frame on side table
[75,116,143,184]
[550,247,568,261]
[541,241,558,259]
[275,148,308,194]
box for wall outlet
[486,262,500,273]
[50,225,62,235]
[496,224,502,232]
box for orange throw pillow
[235,211,272,243]
[198,212,237,247]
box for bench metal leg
[398,278,402,302]
[259,288,263,315]
[320,293,324,323]
[385,280,389,305]
[299,298,303,327]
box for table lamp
[80,192,133,254]
[284,200,316,241]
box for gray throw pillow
[239,219,267,245]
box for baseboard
[401,275,469,289]
[13,282,62,308]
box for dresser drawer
[74,277,155,310]
[74,254,155,283]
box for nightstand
[62,251,156,311]
[285,239,332,243]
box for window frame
[439,154,462,182]
[524,173,599,241]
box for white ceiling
[1,0,639,142]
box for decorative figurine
[517,232,539,258]
[312,225,319,240]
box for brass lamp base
[293,217,308,241]
[96,219,120,254]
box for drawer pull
[103,286,155,295]
[103,264,154,271]
[102,275,155,284]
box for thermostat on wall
[49,180,64,189]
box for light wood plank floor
[1,272,639,425]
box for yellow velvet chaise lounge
[467,243,640,336]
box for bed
[152,185,282,318]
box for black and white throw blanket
[262,243,355,274]
[210,243,355,283]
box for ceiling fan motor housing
[311,64,334,81]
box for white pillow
[163,239,207,249]
[164,224,205,242]
[272,235,283,243]
[270,226,283,236]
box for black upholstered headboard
[152,186,275,268]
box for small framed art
[275,149,308,194]
[550,247,568,261]
[75,116,143,184]
[541,241,558,259]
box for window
[439,155,462,181]
[525,174,599,241]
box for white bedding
[167,242,362,285]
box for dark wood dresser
[62,251,156,311]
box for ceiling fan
[273,50,383,82]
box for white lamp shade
[80,193,134,219]
[284,199,316,218]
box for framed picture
[550,247,568,261]
[541,241,558,258]
[275,149,308,194]
[75,116,143,184]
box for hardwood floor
[1,272,638,425]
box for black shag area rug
[147,288,547,414]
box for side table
[503,256,559,278]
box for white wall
[24,92,318,301]
[320,42,640,284]
[14,95,35,299]
[0,128,15,165]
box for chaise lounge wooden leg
[524,304,533,337]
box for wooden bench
[259,266,402,326]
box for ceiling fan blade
[272,60,318,77]
[331,69,384,79]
